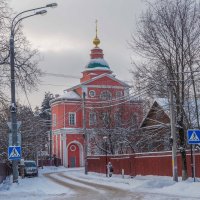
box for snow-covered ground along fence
[38,158,62,167]
[87,151,200,177]
[0,162,11,184]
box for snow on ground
[66,168,200,199]
[0,166,200,200]
[0,167,74,200]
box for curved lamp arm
[11,3,57,33]
[11,10,47,35]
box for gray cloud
[8,0,147,108]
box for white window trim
[100,90,112,100]
[69,112,76,126]
[89,112,96,126]
[89,90,96,97]
[116,91,123,98]
[102,112,110,125]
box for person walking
[107,162,113,177]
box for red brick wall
[88,151,200,177]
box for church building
[50,25,143,167]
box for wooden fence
[87,151,200,177]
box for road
[44,171,197,200]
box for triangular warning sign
[10,147,20,158]
[189,131,200,142]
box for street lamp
[103,136,108,177]
[9,3,57,183]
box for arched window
[100,90,112,100]
[116,91,123,99]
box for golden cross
[95,19,98,37]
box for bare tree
[87,91,143,155]
[130,0,200,180]
[0,0,41,102]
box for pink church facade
[50,31,143,168]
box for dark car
[24,160,38,177]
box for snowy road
[1,167,200,200]
[44,171,198,200]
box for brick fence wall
[87,151,200,177]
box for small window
[69,112,76,125]
[116,91,123,99]
[114,112,122,126]
[52,114,57,127]
[102,112,110,126]
[100,90,112,100]
[89,90,96,97]
[89,112,96,125]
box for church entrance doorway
[68,143,80,167]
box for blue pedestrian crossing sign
[187,130,200,144]
[8,146,21,160]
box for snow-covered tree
[87,97,142,155]
[130,0,200,180]
[40,92,54,120]
[0,104,49,161]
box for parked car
[24,160,38,177]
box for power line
[42,72,80,79]
[40,83,69,87]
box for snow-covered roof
[85,58,110,71]
[154,98,170,113]
[50,91,81,105]
[59,91,81,100]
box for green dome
[86,58,110,70]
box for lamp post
[9,3,57,183]
[82,91,88,174]
[168,69,178,182]
[103,136,108,177]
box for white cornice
[87,85,125,89]
[67,73,130,92]
[51,100,81,107]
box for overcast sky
[8,0,147,108]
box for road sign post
[8,146,21,160]
[187,130,200,144]
[187,129,200,182]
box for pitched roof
[140,98,170,128]
[50,91,81,104]
[67,73,130,92]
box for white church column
[62,134,67,167]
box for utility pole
[83,91,88,174]
[10,33,18,183]
[8,3,57,183]
[49,130,52,166]
[169,80,178,182]
[103,136,108,177]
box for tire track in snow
[44,171,196,200]
[44,172,143,200]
